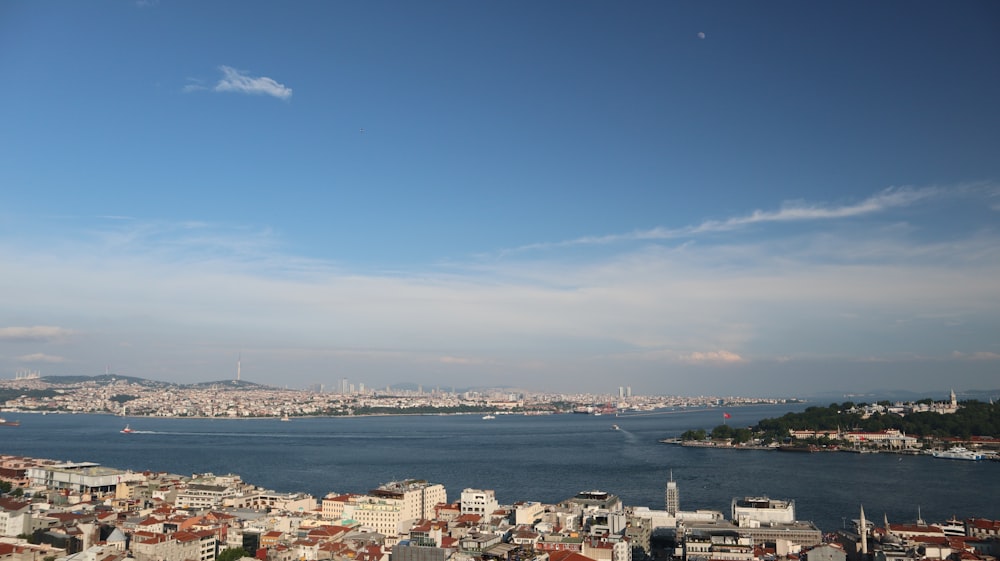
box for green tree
[216,548,250,561]
[0,480,12,494]
[733,427,753,444]
[680,429,707,441]
[710,424,734,441]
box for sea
[2,404,997,533]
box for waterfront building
[841,429,918,449]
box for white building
[731,497,795,526]
[0,497,32,537]
[26,463,145,495]
[461,489,499,517]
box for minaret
[950,389,957,409]
[860,505,868,556]
[665,470,679,515]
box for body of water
[2,404,997,532]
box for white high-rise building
[665,472,679,515]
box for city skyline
[1,2,998,395]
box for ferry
[932,446,982,461]
[482,414,496,420]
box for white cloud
[436,356,487,365]
[2,184,998,392]
[0,326,74,343]
[17,353,67,363]
[212,66,292,100]
[951,351,1000,361]
[505,185,943,254]
[682,350,745,364]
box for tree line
[681,400,1000,442]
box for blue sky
[1,1,998,396]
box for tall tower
[665,471,679,515]
[859,505,868,556]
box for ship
[611,424,620,430]
[0,417,20,427]
[482,414,496,420]
[932,446,982,461]
[120,424,134,434]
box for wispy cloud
[0,326,74,343]
[951,351,1000,361]
[505,185,943,254]
[182,66,292,100]
[436,356,487,365]
[17,353,67,363]
[2,183,998,392]
[213,66,292,100]
[682,350,745,364]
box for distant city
[0,372,796,419]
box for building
[665,473,679,516]
[732,497,795,526]
[513,502,545,525]
[460,489,499,517]
[26,463,145,495]
[0,497,32,537]
[565,491,622,513]
[371,480,446,522]
[336,480,446,537]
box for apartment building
[460,489,499,517]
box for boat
[120,424,133,434]
[932,446,982,461]
[482,414,496,420]
[611,424,620,430]
[280,413,290,421]
[940,516,965,536]
[0,417,20,427]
